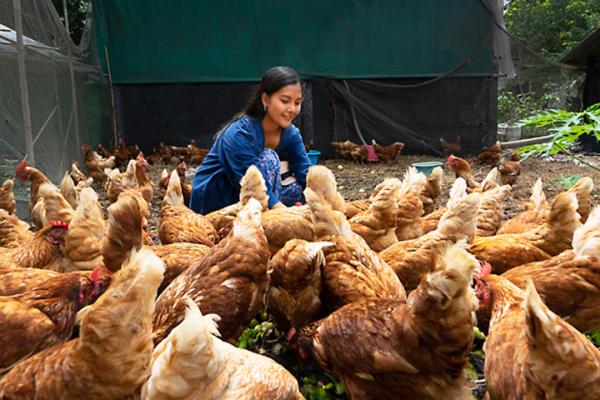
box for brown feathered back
[101,195,143,271]
[569,176,594,223]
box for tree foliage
[51,0,88,44]
[498,0,600,123]
[505,0,600,57]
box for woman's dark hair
[214,66,302,138]
[244,66,302,119]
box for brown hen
[380,191,480,291]
[470,191,581,274]
[475,184,511,237]
[420,166,444,215]
[350,178,402,251]
[297,241,478,400]
[0,208,32,248]
[15,160,51,214]
[0,268,108,373]
[266,239,332,330]
[81,143,116,182]
[205,164,269,234]
[497,177,549,234]
[371,139,404,162]
[144,299,303,400]
[304,166,405,313]
[501,207,600,333]
[153,198,270,344]
[475,140,501,166]
[498,152,521,185]
[0,178,16,214]
[0,221,69,270]
[0,247,165,398]
[159,167,217,246]
[62,187,105,271]
[479,275,600,399]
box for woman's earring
[263,104,267,112]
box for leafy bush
[516,103,600,160]
[236,309,346,399]
[498,91,540,124]
[552,174,582,189]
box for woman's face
[262,83,303,129]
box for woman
[189,66,312,214]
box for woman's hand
[272,202,287,210]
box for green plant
[302,372,345,400]
[236,308,276,350]
[587,330,600,347]
[498,91,540,124]
[552,174,582,189]
[516,103,600,171]
[473,326,486,341]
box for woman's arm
[220,127,280,207]
[283,127,312,187]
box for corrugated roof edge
[561,26,600,67]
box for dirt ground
[322,154,600,218]
[135,152,600,240]
[66,153,600,399]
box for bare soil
[321,154,600,218]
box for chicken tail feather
[163,168,183,206]
[572,206,600,258]
[239,165,268,210]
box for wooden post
[13,0,35,165]
[104,46,118,145]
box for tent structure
[93,0,514,157]
[561,26,600,151]
[0,0,112,192]
[561,26,600,109]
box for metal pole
[13,0,35,165]
[63,0,81,154]
[104,46,118,145]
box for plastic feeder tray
[307,150,321,165]
[412,161,443,175]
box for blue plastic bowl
[411,161,443,175]
[307,150,321,165]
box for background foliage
[51,0,88,44]
[499,0,600,123]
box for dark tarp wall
[583,57,600,108]
[114,80,334,154]
[115,76,496,157]
[94,0,494,83]
[579,57,600,152]
[96,0,498,156]
[331,77,498,157]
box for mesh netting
[0,0,112,202]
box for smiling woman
[190,67,312,214]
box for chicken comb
[447,154,457,163]
[15,160,28,175]
[479,261,492,277]
[49,220,69,229]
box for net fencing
[0,0,112,209]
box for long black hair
[215,67,302,138]
[243,66,302,120]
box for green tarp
[94,0,494,83]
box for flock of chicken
[0,139,599,399]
